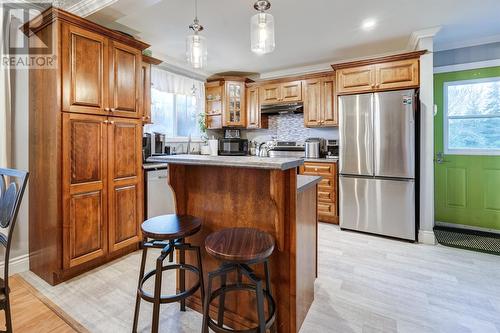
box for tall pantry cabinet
[27,8,150,285]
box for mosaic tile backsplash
[243,113,338,143]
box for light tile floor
[22,224,500,333]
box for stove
[267,141,305,158]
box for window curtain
[151,67,205,111]
[0,8,12,168]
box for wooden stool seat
[141,214,201,240]
[205,227,275,263]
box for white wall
[417,37,437,244]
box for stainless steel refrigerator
[339,90,417,241]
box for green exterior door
[434,67,500,231]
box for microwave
[219,138,248,156]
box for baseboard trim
[418,230,436,245]
[0,253,29,275]
[435,221,500,235]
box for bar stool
[132,214,205,333]
[202,227,277,333]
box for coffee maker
[325,139,339,159]
[142,133,152,162]
[151,132,166,155]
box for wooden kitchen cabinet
[336,65,376,94]
[107,117,143,253]
[304,76,337,127]
[61,23,142,119]
[299,161,338,224]
[62,24,109,116]
[108,41,142,118]
[205,77,248,128]
[333,51,424,95]
[246,86,268,129]
[140,55,162,124]
[62,113,108,269]
[224,81,246,127]
[375,59,419,90]
[27,7,149,285]
[259,80,302,104]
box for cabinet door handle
[110,108,116,112]
[104,107,110,111]
[103,120,109,124]
[110,120,115,124]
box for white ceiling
[87,0,500,77]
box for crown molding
[407,26,442,51]
[151,52,210,81]
[66,0,118,17]
[434,33,500,52]
[259,62,333,80]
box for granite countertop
[297,175,322,193]
[154,154,304,170]
[143,162,169,170]
[304,157,339,163]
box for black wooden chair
[0,168,28,333]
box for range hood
[261,102,303,115]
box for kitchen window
[444,77,500,155]
[145,68,204,140]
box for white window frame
[150,89,204,142]
[443,76,500,156]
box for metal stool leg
[217,273,227,327]
[201,272,214,333]
[196,245,205,303]
[151,254,165,333]
[255,279,266,333]
[132,244,148,333]
[179,238,186,312]
[264,260,277,333]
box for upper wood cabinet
[205,78,247,128]
[246,86,268,129]
[62,23,142,119]
[304,76,337,127]
[108,41,142,118]
[334,52,424,95]
[375,59,419,90]
[336,65,375,94]
[224,81,246,127]
[62,24,109,115]
[260,80,302,104]
[140,61,151,124]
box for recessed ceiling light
[361,18,377,31]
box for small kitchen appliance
[325,140,339,159]
[267,141,305,158]
[151,132,166,155]
[304,138,325,158]
[219,138,248,156]
[142,133,152,162]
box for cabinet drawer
[318,177,334,190]
[302,163,334,176]
[318,202,336,215]
[318,189,335,202]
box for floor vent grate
[434,226,500,256]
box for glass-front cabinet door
[224,81,246,127]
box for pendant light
[250,0,275,54]
[186,0,207,69]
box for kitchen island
[162,155,319,333]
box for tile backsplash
[243,113,338,143]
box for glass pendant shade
[186,32,207,69]
[251,12,275,54]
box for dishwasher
[146,168,176,218]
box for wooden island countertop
[163,155,319,333]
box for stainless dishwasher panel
[147,169,176,218]
[339,175,415,240]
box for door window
[444,77,500,155]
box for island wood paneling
[168,164,315,333]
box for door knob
[435,152,450,164]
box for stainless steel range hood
[261,102,303,115]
